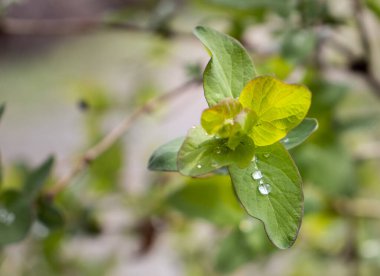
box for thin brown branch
[0,17,192,37]
[46,79,200,197]
[352,0,380,98]
[0,17,101,35]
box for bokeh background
[1,0,380,275]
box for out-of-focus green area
[1,0,380,275]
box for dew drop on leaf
[0,207,16,226]
[251,170,263,180]
[258,183,271,195]
[196,164,202,169]
[263,153,270,158]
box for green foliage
[148,137,185,171]
[193,26,256,106]
[281,30,316,64]
[0,103,5,121]
[366,0,380,18]
[22,157,54,202]
[0,157,54,245]
[281,118,318,150]
[149,26,317,249]
[0,190,33,245]
[229,142,303,249]
[167,176,244,226]
[238,76,311,146]
[215,220,275,273]
[89,141,123,192]
[177,126,255,176]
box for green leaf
[22,156,54,202]
[167,176,244,225]
[148,137,185,172]
[0,191,34,245]
[215,220,275,273]
[201,98,257,149]
[295,143,357,197]
[89,141,123,192]
[281,30,316,64]
[178,126,254,176]
[239,76,312,146]
[0,103,5,121]
[37,197,64,230]
[366,0,380,18]
[281,118,318,150]
[229,142,303,249]
[194,26,256,106]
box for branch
[352,0,380,98]
[0,17,191,37]
[46,79,200,197]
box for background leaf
[229,142,303,249]
[0,103,5,121]
[167,176,244,226]
[194,26,256,106]
[148,137,185,172]
[215,220,275,273]
[0,191,34,245]
[281,118,318,150]
[22,156,54,202]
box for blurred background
[1,0,380,275]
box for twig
[0,17,191,37]
[352,0,380,98]
[46,79,199,197]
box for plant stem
[352,0,380,98]
[46,79,199,197]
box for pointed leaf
[178,126,254,176]
[0,191,34,245]
[194,26,256,106]
[239,76,311,146]
[23,156,54,201]
[148,137,185,172]
[229,142,303,249]
[281,118,318,150]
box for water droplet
[0,208,15,225]
[258,183,271,195]
[215,147,222,154]
[191,125,196,129]
[197,164,202,169]
[211,161,219,168]
[283,138,289,143]
[259,179,264,184]
[263,153,270,158]
[251,170,263,180]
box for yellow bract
[239,76,311,146]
